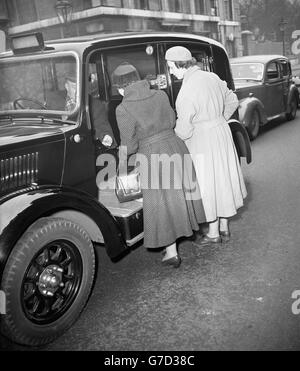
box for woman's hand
[101,134,113,147]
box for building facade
[0,0,243,57]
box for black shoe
[220,230,231,243]
[162,255,181,268]
[193,234,221,247]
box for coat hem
[144,228,200,249]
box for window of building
[0,0,8,21]
[224,0,233,21]
[92,0,122,7]
[100,0,122,6]
[194,0,205,14]
[182,0,191,13]
[34,0,56,20]
[134,0,161,11]
[6,0,16,27]
[7,0,93,24]
[134,0,149,10]
[148,0,161,11]
[168,0,182,13]
[16,0,37,24]
[83,0,93,9]
[210,0,217,16]
[71,0,91,11]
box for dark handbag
[115,170,143,203]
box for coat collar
[123,80,156,101]
[183,66,201,84]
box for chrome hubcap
[22,240,82,325]
[38,265,64,297]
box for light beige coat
[175,66,247,222]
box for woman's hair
[174,57,197,69]
[111,62,141,89]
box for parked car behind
[230,55,299,140]
[292,75,300,103]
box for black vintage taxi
[230,55,299,140]
[0,32,251,346]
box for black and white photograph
[0,0,300,354]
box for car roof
[0,31,226,59]
[230,55,288,64]
[47,31,225,49]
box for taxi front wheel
[0,217,95,346]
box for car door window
[212,45,234,89]
[279,60,290,78]
[103,44,159,98]
[100,44,160,145]
[87,61,117,149]
[264,60,285,115]
[266,62,280,81]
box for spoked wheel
[286,95,298,121]
[22,240,83,325]
[247,109,260,140]
[0,218,95,346]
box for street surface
[1,114,300,351]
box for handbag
[115,170,143,203]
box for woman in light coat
[165,46,247,245]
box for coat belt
[193,117,226,130]
[139,129,175,148]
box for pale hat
[165,46,192,62]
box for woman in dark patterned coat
[112,63,206,267]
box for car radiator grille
[0,152,39,193]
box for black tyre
[286,95,298,121]
[247,109,260,140]
[0,217,95,346]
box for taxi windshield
[0,54,78,115]
[231,63,264,81]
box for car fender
[0,186,127,277]
[228,119,252,164]
[238,97,268,127]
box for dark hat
[111,62,140,88]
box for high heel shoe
[193,234,221,247]
[220,230,231,243]
[162,255,181,268]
